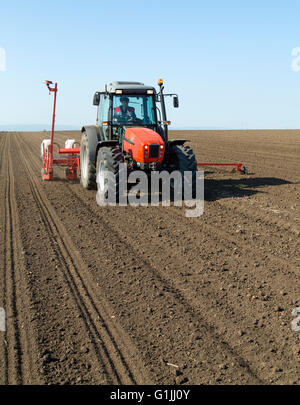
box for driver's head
[120,96,129,109]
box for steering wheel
[132,117,143,124]
[116,114,131,122]
[116,115,143,124]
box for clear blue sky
[1,0,300,129]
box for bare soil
[0,129,299,385]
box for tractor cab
[93,80,179,147]
[111,93,158,145]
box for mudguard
[95,140,119,157]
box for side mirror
[173,96,179,108]
[93,92,100,106]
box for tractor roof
[103,81,156,94]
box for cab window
[98,94,110,124]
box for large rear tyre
[96,146,123,204]
[170,144,198,197]
[80,133,96,189]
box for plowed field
[0,129,299,385]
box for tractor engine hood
[123,127,165,163]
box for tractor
[80,79,197,200]
[41,79,245,190]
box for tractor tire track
[15,132,151,385]
[0,133,10,384]
[0,133,41,384]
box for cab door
[98,94,110,140]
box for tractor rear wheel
[96,146,123,204]
[170,144,198,197]
[80,133,97,189]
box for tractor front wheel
[96,146,123,204]
[80,133,97,189]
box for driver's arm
[128,107,136,119]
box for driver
[114,96,136,122]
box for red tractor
[80,79,198,200]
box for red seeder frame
[42,81,80,181]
